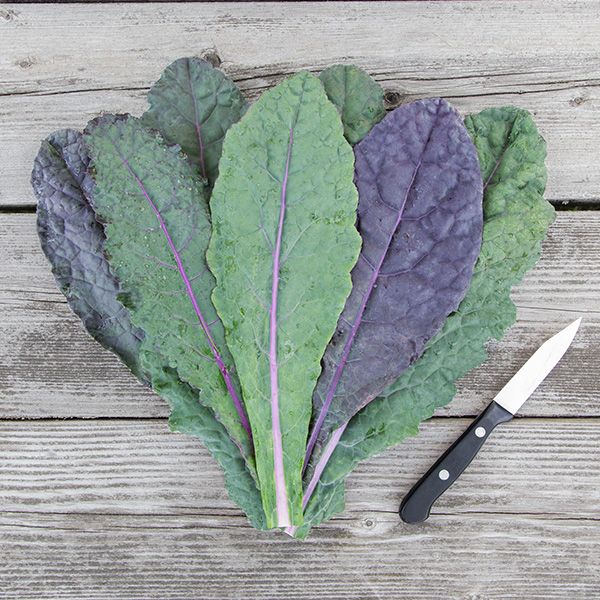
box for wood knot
[16,56,35,70]
[363,517,376,529]
[569,95,587,107]
[202,51,222,68]
[0,8,19,21]
[384,90,403,109]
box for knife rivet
[475,426,486,438]
[439,469,450,481]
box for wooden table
[1,2,599,598]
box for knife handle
[399,401,513,524]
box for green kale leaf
[319,64,385,145]
[142,57,247,187]
[207,72,361,528]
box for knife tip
[560,317,582,344]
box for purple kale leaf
[304,98,484,481]
[32,128,146,380]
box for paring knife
[399,318,582,524]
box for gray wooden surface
[1,2,599,598]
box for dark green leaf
[319,64,385,144]
[85,115,255,474]
[148,356,266,530]
[141,57,247,187]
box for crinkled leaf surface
[304,98,483,486]
[85,116,254,473]
[319,64,385,145]
[32,128,146,380]
[147,356,266,530]
[141,57,247,187]
[294,106,554,537]
[207,72,361,528]
[33,124,264,528]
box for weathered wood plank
[3,2,600,95]
[1,212,598,419]
[2,512,598,600]
[3,418,599,518]
[4,85,599,209]
[1,1,600,205]
[1,419,599,599]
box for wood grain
[2,3,600,598]
[3,418,599,517]
[2,512,598,599]
[1,1,600,206]
[1,212,598,419]
[1,418,599,599]
[3,2,600,94]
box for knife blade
[399,318,582,524]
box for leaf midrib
[107,140,251,441]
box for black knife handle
[399,401,513,524]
